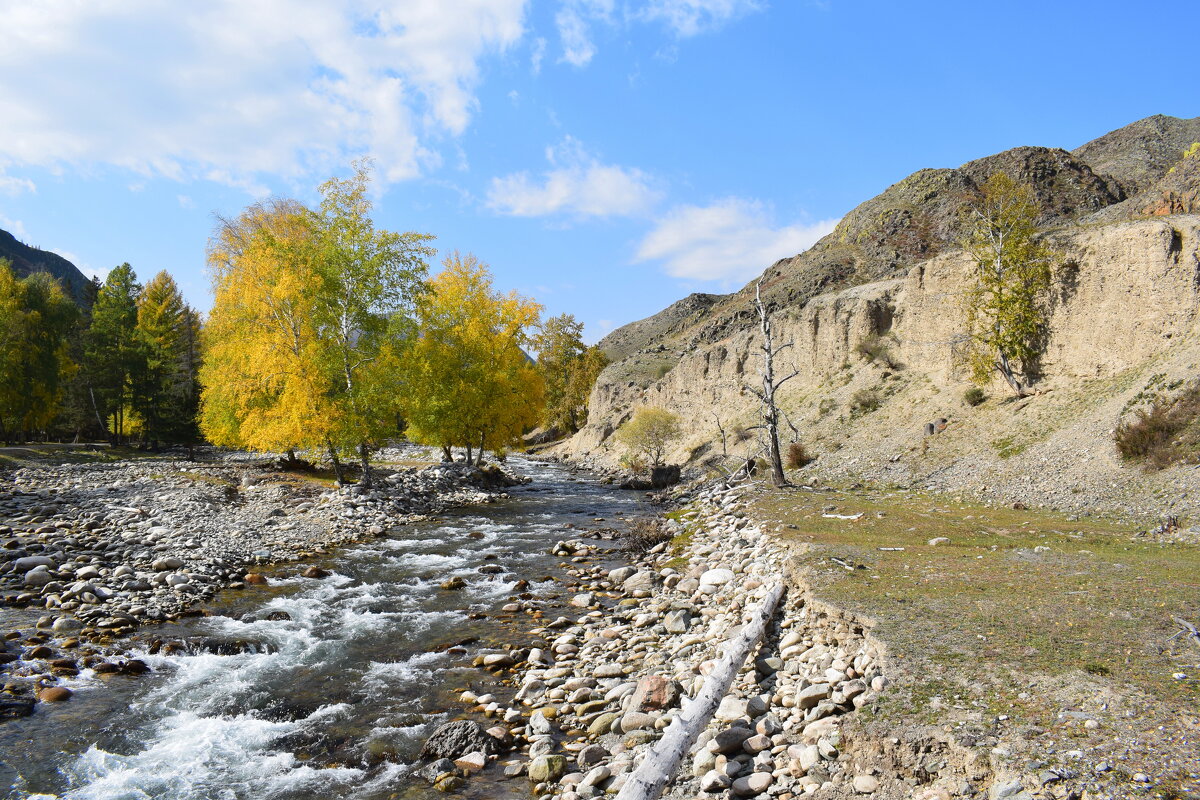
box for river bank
[424,471,1199,800]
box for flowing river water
[1,458,647,800]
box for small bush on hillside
[850,388,883,417]
[1115,381,1200,470]
[856,333,901,369]
[963,387,987,407]
[786,441,814,469]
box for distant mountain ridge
[0,228,93,304]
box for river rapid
[1,458,646,800]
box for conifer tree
[86,263,145,443]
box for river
[1,458,645,800]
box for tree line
[0,259,200,448]
[0,162,608,472]
[201,161,606,484]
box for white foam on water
[55,707,368,800]
[359,651,447,696]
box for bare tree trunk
[465,443,473,464]
[358,442,372,488]
[441,445,452,462]
[476,431,486,466]
[712,412,728,457]
[994,353,1026,396]
[754,281,789,488]
[327,438,345,485]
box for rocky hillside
[0,227,93,304]
[571,114,1200,519]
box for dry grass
[751,484,1200,722]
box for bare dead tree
[711,411,728,457]
[744,278,800,487]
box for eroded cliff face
[565,216,1200,478]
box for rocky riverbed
[416,480,918,800]
[0,447,525,721]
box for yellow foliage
[403,252,545,459]
[200,198,335,452]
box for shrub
[785,441,814,469]
[616,407,682,469]
[618,452,647,474]
[850,388,882,417]
[1115,381,1200,470]
[963,387,987,407]
[621,517,672,553]
[855,333,900,369]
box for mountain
[0,228,93,305]
[595,114,1198,382]
[569,114,1200,519]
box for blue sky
[0,0,1195,341]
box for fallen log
[615,582,785,800]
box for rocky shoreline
[419,480,920,800]
[0,447,525,716]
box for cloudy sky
[0,0,1193,340]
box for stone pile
[425,481,891,799]
[0,452,522,634]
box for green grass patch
[751,484,1200,726]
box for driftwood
[1168,617,1200,650]
[615,583,785,800]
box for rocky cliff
[569,115,1200,518]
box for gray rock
[419,720,500,760]
[710,727,753,755]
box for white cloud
[0,0,527,188]
[531,36,547,74]
[0,173,35,195]
[177,194,195,209]
[639,0,763,37]
[0,214,27,239]
[554,0,761,65]
[486,136,659,218]
[636,198,838,282]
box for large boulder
[419,720,500,761]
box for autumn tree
[310,161,435,485]
[86,263,145,443]
[0,262,78,441]
[961,172,1054,397]
[535,314,607,434]
[201,198,330,457]
[615,407,681,469]
[201,162,434,485]
[403,252,545,465]
[562,345,608,431]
